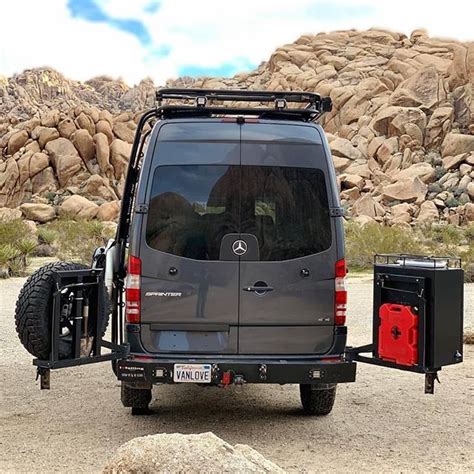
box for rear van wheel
[300,384,337,416]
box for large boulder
[31,167,57,194]
[330,138,362,160]
[352,194,385,218]
[38,127,59,149]
[417,200,439,224]
[72,129,95,163]
[0,158,20,207]
[45,138,83,187]
[96,120,114,143]
[442,153,468,170]
[19,203,56,223]
[390,202,413,224]
[394,163,435,183]
[94,133,114,178]
[0,207,22,222]
[59,195,98,219]
[97,200,120,221]
[76,112,96,137]
[441,133,474,157]
[110,139,131,178]
[382,176,427,202]
[58,117,77,139]
[103,432,284,473]
[81,174,117,200]
[371,106,427,137]
[7,130,29,156]
[113,121,135,143]
[389,66,446,109]
[424,107,453,148]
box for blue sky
[0,0,472,85]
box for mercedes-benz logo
[232,239,248,256]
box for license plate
[173,364,212,383]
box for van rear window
[146,165,331,261]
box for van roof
[155,119,324,145]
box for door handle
[243,286,274,292]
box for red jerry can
[378,304,418,366]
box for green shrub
[423,224,463,246]
[346,222,473,282]
[37,227,58,245]
[0,219,30,247]
[40,218,115,264]
[345,222,423,271]
[0,221,38,277]
[445,197,460,208]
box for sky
[0,0,472,86]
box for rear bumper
[117,356,357,386]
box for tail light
[125,255,141,323]
[335,259,347,326]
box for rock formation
[103,432,284,473]
[1,28,473,226]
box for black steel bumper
[117,356,357,386]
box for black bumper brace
[117,357,356,386]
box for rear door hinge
[330,207,345,217]
[135,204,148,214]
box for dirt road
[1,276,473,473]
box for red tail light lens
[335,258,347,326]
[125,255,141,323]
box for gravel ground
[0,275,473,473]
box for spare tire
[15,261,110,359]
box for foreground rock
[103,432,284,473]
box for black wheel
[15,261,110,359]
[300,384,337,416]
[121,382,152,414]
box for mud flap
[33,268,129,389]
[346,254,464,395]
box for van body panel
[133,119,342,356]
[237,127,336,354]
[238,326,334,354]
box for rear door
[139,122,242,354]
[238,123,337,354]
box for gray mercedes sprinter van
[118,89,355,415]
[15,89,356,416]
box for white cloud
[0,0,472,86]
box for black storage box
[373,255,464,371]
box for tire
[300,384,337,416]
[15,261,110,360]
[121,382,152,414]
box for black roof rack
[155,88,332,122]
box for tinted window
[146,165,331,260]
[240,167,331,260]
[146,165,239,260]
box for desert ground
[1,275,473,473]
